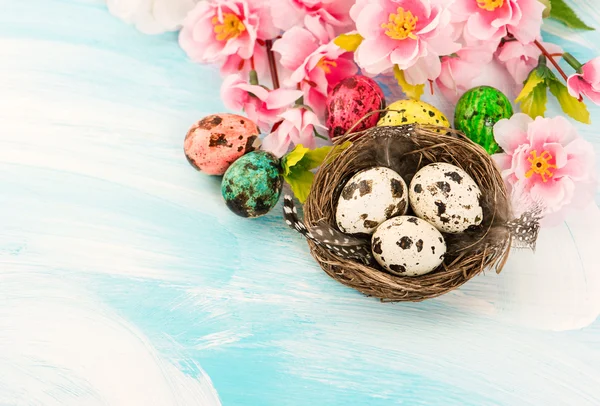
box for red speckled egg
[184,114,260,176]
[326,76,386,140]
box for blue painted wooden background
[1,0,600,405]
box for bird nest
[302,124,513,302]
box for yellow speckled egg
[378,100,450,132]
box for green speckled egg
[454,86,513,154]
[221,151,283,218]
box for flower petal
[531,177,575,213]
[528,115,578,146]
[404,53,441,83]
[542,142,567,169]
[355,36,396,74]
[389,39,420,70]
[492,152,512,173]
[582,56,600,86]
[262,131,292,158]
[509,0,545,43]
[493,113,532,154]
[272,27,319,71]
[354,3,386,38]
[465,12,504,42]
[559,138,596,181]
[265,88,304,110]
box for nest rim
[303,124,511,302]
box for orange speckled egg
[184,114,260,175]
[326,76,386,140]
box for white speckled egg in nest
[409,163,483,233]
[372,216,447,276]
[335,167,408,235]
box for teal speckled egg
[221,151,283,218]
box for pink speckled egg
[326,76,386,140]
[184,114,260,175]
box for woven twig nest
[303,124,512,302]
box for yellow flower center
[212,13,246,41]
[382,7,418,40]
[476,0,504,11]
[525,150,557,182]
[317,58,338,74]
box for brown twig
[265,39,280,89]
[534,39,568,81]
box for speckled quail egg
[372,216,446,276]
[326,75,386,140]
[409,163,483,233]
[335,167,409,235]
[221,151,282,218]
[184,114,260,175]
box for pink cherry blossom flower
[221,74,303,131]
[567,56,600,105]
[497,39,562,84]
[450,0,545,45]
[493,113,597,225]
[437,41,497,103]
[261,107,327,157]
[221,42,269,81]
[179,0,278,64]
[273,25,358,118]
[349,0,460,84]
[271,0,354,32]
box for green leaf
[519,82,548,118]
[516,69,548,118]
[549,0,594,31]
[334,33,363,52]
[393,65,424,100]
[516,70,545,103]
[282,144,309,176]
[285,170,315,204]
[302,145,333,170]
[281,144,334,203]
[548,79,591,124]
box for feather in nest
[283,195,373,263]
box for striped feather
[506,205,543,251]
[283,195,372,263]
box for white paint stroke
[460,203,600,331]
[542,19,596,50]
[0,38,225,217]
[0,271,221,406]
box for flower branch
[533,39,568,81]
[266,39,280,90]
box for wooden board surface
[1,1,600,404]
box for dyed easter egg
[335,167,408,235]
[221,151,283,218]
[326,75,386,139]
[372,216,446,276]
[378,99,450,132]
[184,114,260,175]
[409,163,483,234]
[454,86,513,154]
